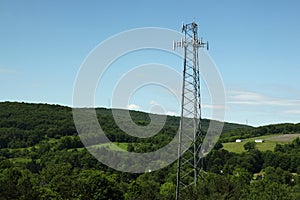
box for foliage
[244,142,256,151]
[0,102,300,199]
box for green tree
[74,170,122,200]
[241,180,295,200]
[159,182,175,200]
[244,142,256,151]
[214,141,223,150]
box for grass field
[222,134,300,153]
[86,142,129,151]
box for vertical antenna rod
[174,22,208,200]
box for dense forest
[0,102,300,199]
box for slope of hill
[219,122,300,143]
[223,134,300,153]
[1,101,300,199]
[0,101,250,149]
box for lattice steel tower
[174,22,208,200]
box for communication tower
[173,22,208,200]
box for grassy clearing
[84,142,129,151]
[109,142,128,151]
[267,133,300,142]
[222,134,300,153]
[9,157,32,163]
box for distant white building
[236,139,243,143]
[255,139,264,143]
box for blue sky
[1,0,300,126]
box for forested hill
[1,101,300,149]
[1,101,300,199]
[0,101,249,149]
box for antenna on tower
[174,22,209,200]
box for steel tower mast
[174,22,208,200]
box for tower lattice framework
[174,22,208,200]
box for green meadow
[222,134,300,153]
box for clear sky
[1,0,300,126]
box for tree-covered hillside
[0,101,251,152]
[0,102,300,199]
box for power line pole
[174,22,208,200]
